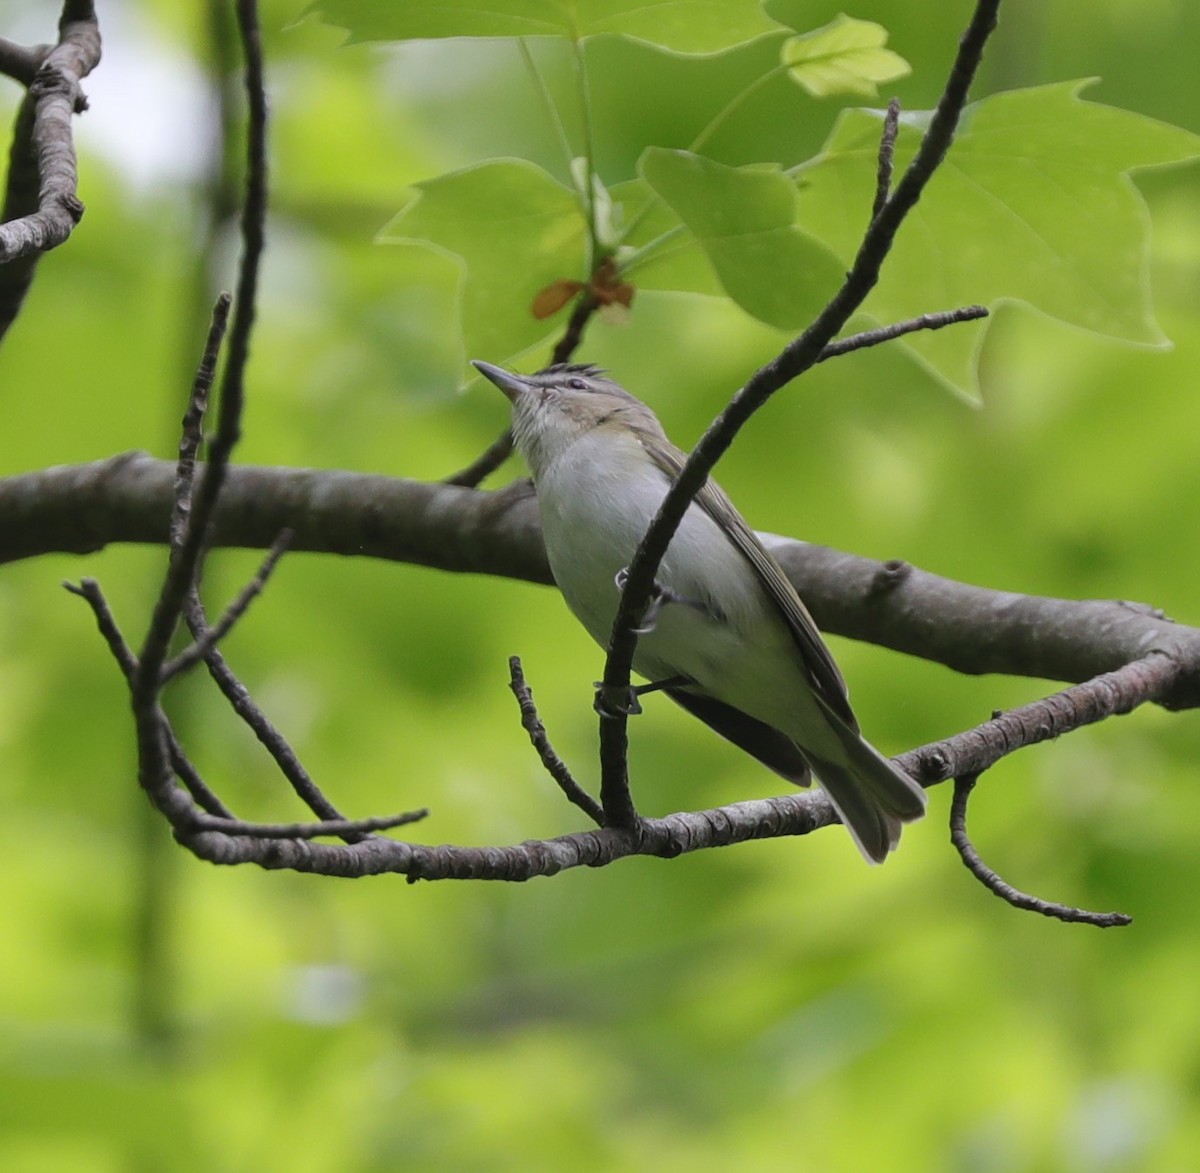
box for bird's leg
[594,674,693,719]
[614,567,706,634]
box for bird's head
[472,360,660,475]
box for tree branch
[0,1,101,338]
[8,455,1200,708]
[596,0,1003,805]
[160,651,1182,881]
[949,772,1133,928]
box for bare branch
[508,655,604,826]
[10,455,1200,708]
[443,427,515,488]
[872,97,901,221]
[0,3,100,262]
[0,2,101,338]
[63,577,235,818]
[172,653,1180,879]
[171,291,231,549]
[949,773,1133,928]
[898,655,1179,783]
[549,289,599,365]
[163,529,291,682]
[819,305,988,361]
[190,808,429,840]
[598,0,1004,806]
[183,587,359,827]
[443,285,603,489]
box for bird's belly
[536,455,807,728]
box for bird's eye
[566,377,587,391]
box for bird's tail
[804,696,927,864]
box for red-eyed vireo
[473,360,927,862]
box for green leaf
[379,160,587,370]
[781,14,910,98]
[607,179,724,298]
[793,81,1200,397]
[309,0,782,55]
[639,148,844,329]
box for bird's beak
[471,360,532,403]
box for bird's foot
[594,683,643,719]
[614,567,704,633]
[593,674,693,719]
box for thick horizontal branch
[3,454,1199,707]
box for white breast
[534,430,808,728]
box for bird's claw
[594,683,643,719]
[614,566,701,634]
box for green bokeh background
[2,1,1198,1169]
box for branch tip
[950,772,1133,928]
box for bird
[472,359,927,862]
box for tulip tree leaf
[639,148,845,330]
[308,0,782,55]
[781,15,911,98]
[380,160,587,369]
[793,81,1200,397]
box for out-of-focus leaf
[309,0,782,55]
[380,160,587,368]
[781,14,910,98]
[608,178,724,297]
[794,81,1200,397]
[639,148,844,329]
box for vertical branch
[130,0,270,828]
[596,0,1004,808]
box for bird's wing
[663,686,812,784]
[644,439,859,732]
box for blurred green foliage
[1,1,1198,1170]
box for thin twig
[872,97,901,222]
[950,773,1133,928]
[445,286,602,488]
[443,427,514,488]
[509,656,604,826]
[597,0,1003,823]
[162,528,291,681]
[64,578,235,817]
[128,0,271,831]
[182,587,361,830]
[820,305,988,361]
[64,576,137,675]
[550,289,599,365]
[171,291,230,551]
[188,808,429,840]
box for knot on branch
[59,192,85,223]
[868,558,912,599]
[30,60,79,103]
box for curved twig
[949,773,1133,928]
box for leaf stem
[517,38,576,181]
[571,38,600,269]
